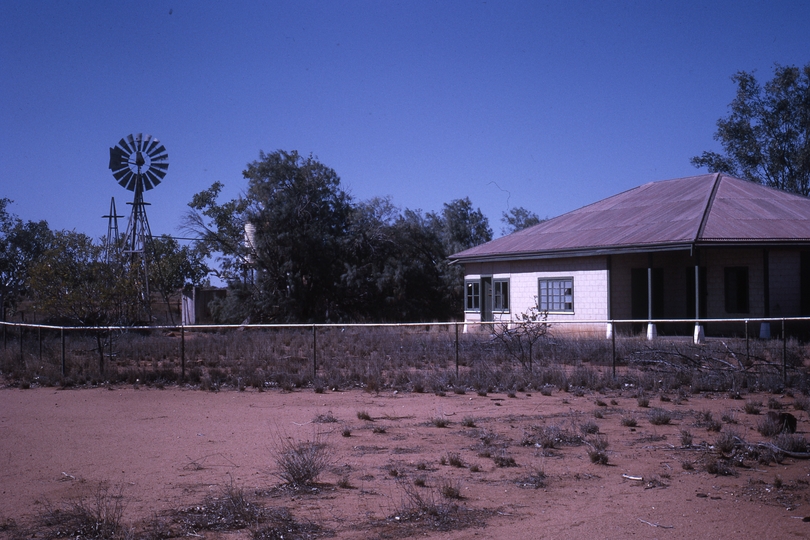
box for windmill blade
[109,146,127,170]
[144,137,160,155]
[144,169,162,189]
[142,175,155,191]
[121,172,137,191]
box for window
[493,279,509,312]
[465,281,480,311]
[724,267,749,313]
[538,278,573,312]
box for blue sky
[2,1,809,242]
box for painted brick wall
[463,256,609,336]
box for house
[449,174,810,341]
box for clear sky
[2,0,809,242]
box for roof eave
[451,238,810,265]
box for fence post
[312,325,317,379]
[19,324,24,366]
[180,325,185,381]
[455,323,459,377]
[61,327,66,377]
[611,320,616,379]
[38,326,42,361]
[745,320,749,366]
[782,319,787,386]
[98,328,104,375]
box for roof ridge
[695,173,722,241]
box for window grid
[465,281,480,311]
[493,279,509,312]
[538,278,573,312]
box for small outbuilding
[449,174,810,341]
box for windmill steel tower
[108,134,169,318]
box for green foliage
[501,206,542,235]
[27,231,139,326]
[692,63,810,195]
[147,234,209,323]
[185,150,492,323]
[0,198,53,314]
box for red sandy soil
[2,385,810,539]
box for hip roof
[451,174,810,263]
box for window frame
[538,277,574,313]
[465,280,481,312]
[492,278,510,313]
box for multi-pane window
[724,267,749,313]
[493,279,509,312]
[465,281,480,311]
[538,278,574,312]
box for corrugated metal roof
[451,174,810,263]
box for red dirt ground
[2,385,810,539]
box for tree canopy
[185,150,492,323]
[501,206,542,235]
[692,63,810,196]
[0,198,53,315]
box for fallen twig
[638,518,673,529]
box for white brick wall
[463,256,609,336]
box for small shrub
[413,476,427,487]
[476,389,488,397]
[621,417,637,428]
[637,394,650,408]
[715,431,737,454]
[773,433,809,453]
[540,385,553,396]
[416,461,428,471]
[453,387,466,395]
[595,399,607,407]
[793,394,810,411]
[341,427,352,437]
[41,482,127,539]
[273,434,332,486]
[593,409,604,419]
[767,397,783,410]
[648,408,671,425]
[580,420,599,435]
[681,460,694,470]
[587,435,609,465]
[758,416,782,437]
[357,410,373,421]
[706,458,735,476]
[446,452,464,468]
[372,425,387,434]
[680,429,693,447]
[313,411,338,424]
[440,480,462,500]
[744,400,762,415]
[461,416,476,428]
[337,475,353,489]
[774,475,783,489]
[469,463,481,472]
[493,454,517,468]
[517,469,547,489]
[431,416,450,428]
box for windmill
[108,134,169,317]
